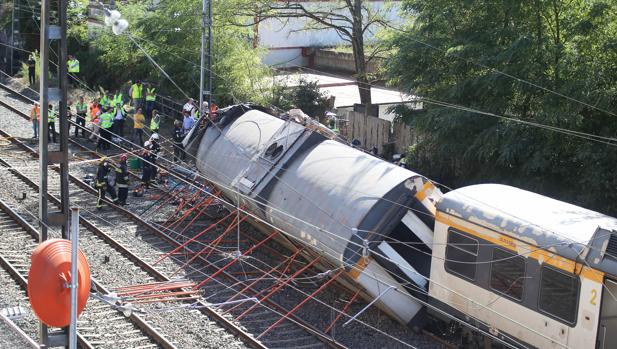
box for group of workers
[27,58,221,208]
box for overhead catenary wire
[0,82,571,349]
[7,4,608,342]
[4,50,614,272]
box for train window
[538,266,579,325]
[271,145,284,158]
[265,143,278,157]
[490,248,525,301]
[445,229,478,281]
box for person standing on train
[30,102,40,139]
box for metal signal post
[39,0,71,346]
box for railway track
[0,199,172,349]
[0,81,444,349]
[0,83,331,348]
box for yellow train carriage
[429,184,617,348]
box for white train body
[190,105,617,348]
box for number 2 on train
[590,289,597,306]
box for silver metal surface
[69,207,79,349]
[196,108,429,266]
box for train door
[597,279,617,349]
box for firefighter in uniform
[140,141,153,189]
[172,120,184,162]
[115,154,129,206]
[148,133,161,185]
[96,158,117,209]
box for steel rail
[0,198,95,349]
[0,197,178,349]
[0,99,269,349]
[0,83,347,349]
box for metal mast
[207,0,213,112]
[199,0,213,118]
[39,0,70,346]
[9,0,15,75]
[199,0,206,116]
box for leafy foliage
[85,0,271,105]
[387,0,617,215]
[272,78,329,117]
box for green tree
[387,0,617,215]
[87,0,271,105]
[272,78,329,117]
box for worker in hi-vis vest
[67,54,80,87]
[97,107,114,151]
[129,80,144,109]
[150,109,161,134]
[145,83,156,121]
[48,104,58,143]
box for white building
[255,1,402,67]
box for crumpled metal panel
[196,108,427,266]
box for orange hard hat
[27,239,91,328]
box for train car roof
[438,184,617,269]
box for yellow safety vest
[113,94,123,106]
[146,88,156,102]
[100,112,113,129]
[150,116,160,130]
[100,96,110,107]
[48,110,57,122]
[131,84,143,98]
[68,59,80,73]
[75,102,88,114]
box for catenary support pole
[39,0,70,346]
[207,0,213,113]
[69,207,79,349]
[199,0,206,116]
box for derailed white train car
[431,184,617,348]
[188,104,617,348]
[191,105,441,327]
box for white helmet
[151,133,160,140]
[144,141,151,148]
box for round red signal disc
[27,239,91,328]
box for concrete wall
[313,49,384,74]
